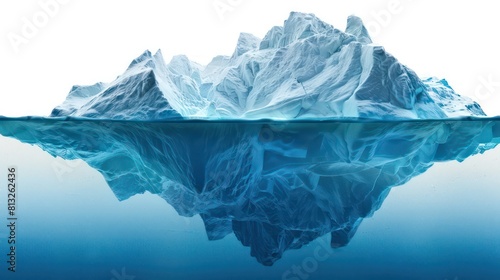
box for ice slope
[51,51,208,120]
[51,12,485,120]
[1,119,499,265]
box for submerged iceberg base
[1,118,499,265]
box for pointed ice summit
[51,12,485,120]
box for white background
[1,0,499,117]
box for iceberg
[0,12,497,267]
[50,12,484,120]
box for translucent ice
[1,119,499,265]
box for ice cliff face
[50,12,485,120]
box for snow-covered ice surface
[50,12,485,120]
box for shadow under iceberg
[1,118,499,265]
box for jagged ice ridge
[50,12,485,120]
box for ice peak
[232,32,261,58]
[153,49,165,62]
[345,15,372,44]
[280,12,334,47]
[125,49,168,72]
[127,49,154,69]
[259,26,284,50]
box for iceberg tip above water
[50,12,485,121]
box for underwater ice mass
[2,120,500,266]
[1,12,499,266]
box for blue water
[0,118,500,279]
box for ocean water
[0,118,500,280]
